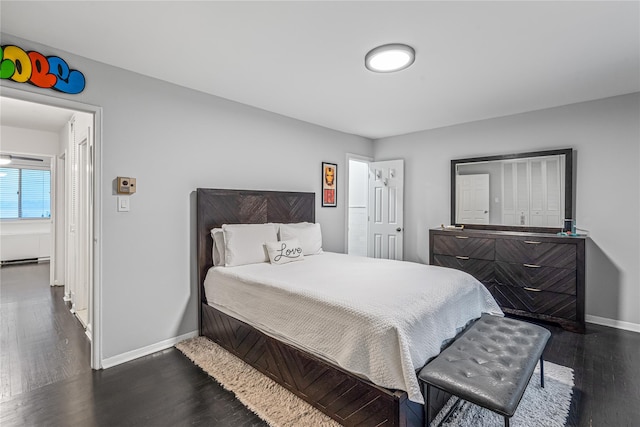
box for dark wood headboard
[196,188,315,303]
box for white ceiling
[0,97,76,132]
[1,1,639,139]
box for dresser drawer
[487,283,577,321]
[429,228,585,332]
[495,261,576,295]
[433,254,494,283]
[495,239,576,269]
[432,235,494,260]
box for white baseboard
[586,315,640,333]
[101,330,199,369]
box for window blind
[0,167,51,219]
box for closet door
[530,157,563,227]
[530,159,545,226]
[544,157,563,226]
[502,161,529,225]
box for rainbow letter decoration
[1,45,86,94]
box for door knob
[396,227,402,232]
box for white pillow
[210,228,225,266]
[279,222,323,256]
[222,223,278,267]
[265,239,305,265]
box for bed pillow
[222,223,278,267]
[279,222,323,255]
[210,228,226,266]
[265,239,305,265]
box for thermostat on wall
[117,177,136,194]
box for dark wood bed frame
[196,188,449,426]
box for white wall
[374,93,640,329]
[1,125,60,156]
[0,221,51,262]
[0,34,373,362]
[347,159,369,256]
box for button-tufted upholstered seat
[418,314,551,427]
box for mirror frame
[451,148,573,233]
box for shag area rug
[432,359,574,427]
[176,336,574,427]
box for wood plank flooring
[1,263,639,426]
[0,262,90,399]
[0,263,265,427]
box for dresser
[429,228,586,332]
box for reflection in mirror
[452,149,572,230]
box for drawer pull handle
[524,240,541,244]
[456,256,470,260]
[524,287,542,292]
[455,236,469,239]
[523,263,541,268]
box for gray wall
[374,93,640,328]
[1,34,373,361]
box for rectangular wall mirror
[451,148,573,232]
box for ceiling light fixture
[365,43,415,73]
[0,154,43,165]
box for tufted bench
[418,314,551,427]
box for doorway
[0,87,102,369]
[346,155,405,260]
[347,157,369,256]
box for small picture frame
[322,162,337,207]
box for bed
[196,188,502,426]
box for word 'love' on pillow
[265,239,305,265]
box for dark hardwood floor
[1,262,638,426]
[0,263,266,427]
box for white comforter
[203,252,502,403]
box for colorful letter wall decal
[1,45,86,94]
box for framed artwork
[322,162,337,207]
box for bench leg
[423,382,431,426]
[504,416,510,427]
[540,357,545,388]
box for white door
[74,119,93,337]
[456,174,490,224]
[76,137,88,314]
[65,114,93,338]
[65,121,77,307]
[530,156,563,227]
[368,160,404,260]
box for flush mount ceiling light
[365,43,415,73]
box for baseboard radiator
[0,232,51,266]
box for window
[0,167,51,219]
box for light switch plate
[117,196,130,212]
